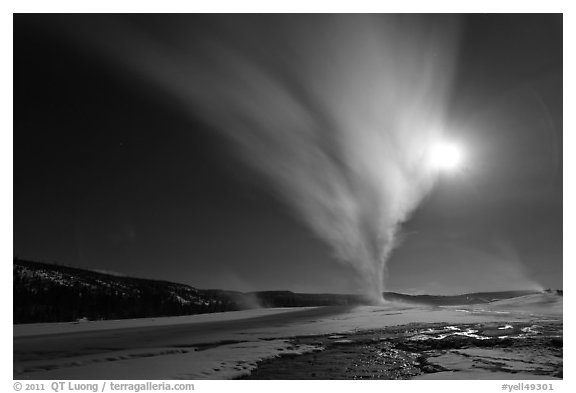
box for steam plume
[54,14,460,303]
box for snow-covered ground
[13,293,562,379]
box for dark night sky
[13,14,562,294]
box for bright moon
[428,141,464,172]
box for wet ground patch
[239,321,562,379]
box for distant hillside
[13,259,249,323]
[382,290,546,306]
[13,258,548,324]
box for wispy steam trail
[55,14,460,303]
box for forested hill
[13,259,250,323]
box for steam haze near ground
[51,15,460,302]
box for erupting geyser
[58,14,462,304]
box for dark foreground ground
[240,321,562,380]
